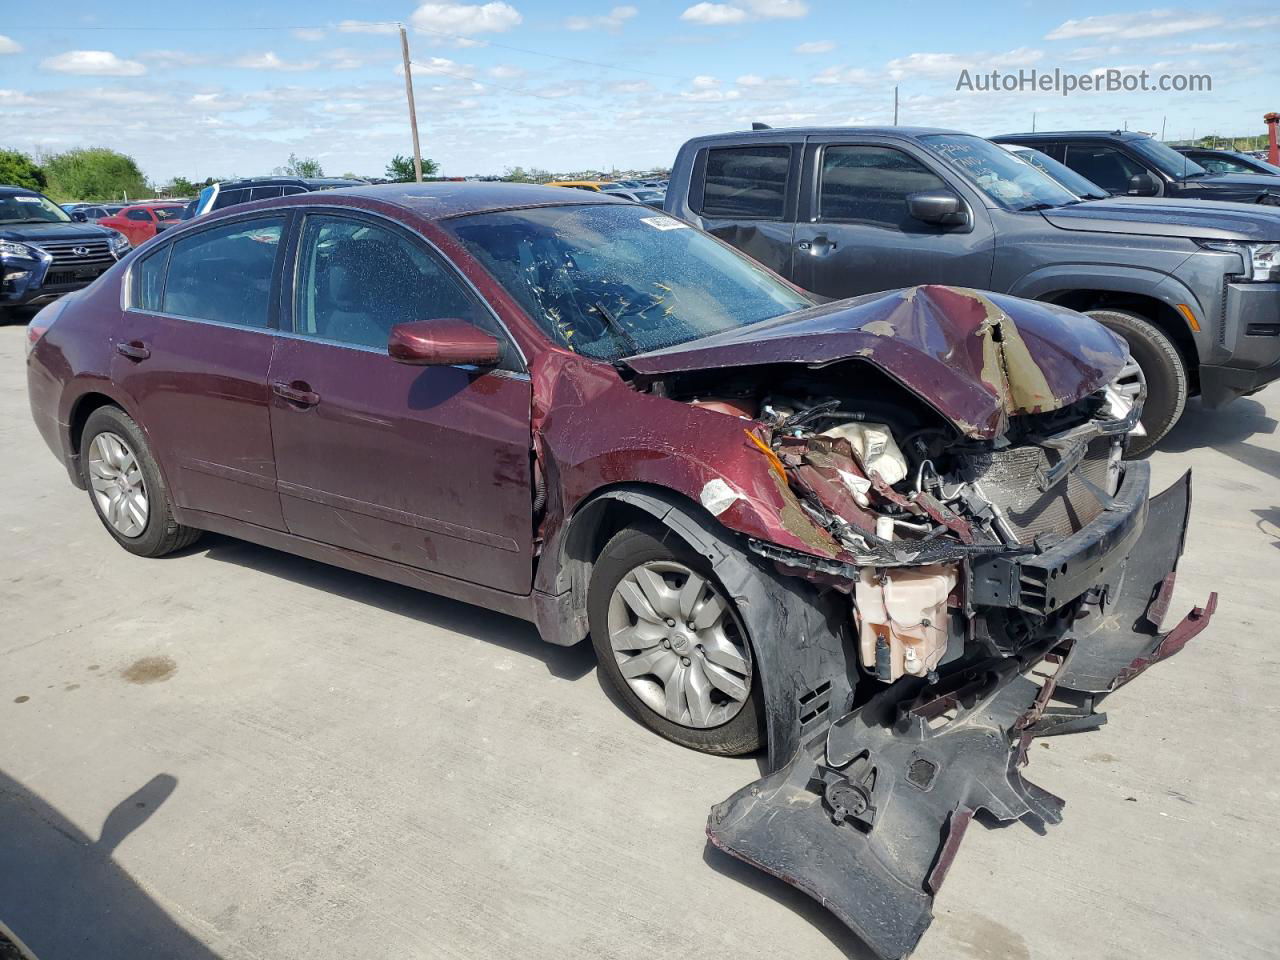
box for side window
[1063,145,1147,194]
[130,245,171,311]
[212,188,248,210]
[281,185,307,197]
[161,218,284,327]
[819,145,948,226]
[126,209,152,221]
[251,185,285,201]
[701,145,791,219]
[293,214,516,366]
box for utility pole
[893,86,898,125]
[399,23,424,183]
[1161,116,1166,141]
[1032,112,1036,132]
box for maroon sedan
[25,183,1213,958]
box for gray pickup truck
[664,126,1280,451]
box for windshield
[922,134,1080,210]
[1011,147,1109,199]
[1129,137,1207,178]
[0,192,73,225]
[450,203,813,361]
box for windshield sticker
[14,196,41,203]
[640,216,689,231]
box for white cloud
[488,64,524,78]
[139,49,211,68]
[232,51,319,72]
[736,73,765,86]
[681,3,749,25]
[1046,10,1223,41]
[692,74,720,88]
[0,89,35,103]
[0,35,22,54]
[410,2,523,37]
[609,80,651,94]
[338,20,400,35]
[886,47,1041,79]
[794,40,834,54]
[742,0,807,18]
[292,28,326,41]
[565,5,638,31]
[1239,14,1280,28]
[811,65,875,85]
[41,50,147,76]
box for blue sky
[1,1,1276,182]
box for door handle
[272,380,321,408]
[797,236,837,256]
[115,340,150,361]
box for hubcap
[607,560,752,728]
[1113,356,1145,404]
[88,432,149,538]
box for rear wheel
[588,525,764,756]
[1087,308,1187,455]
[81,406,201,557]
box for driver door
[267,211,535,594]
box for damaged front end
[623,286,1216,957]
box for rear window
[700,145,791,219]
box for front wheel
[1087,308,1188,455]
[81,406,201,557]
[588,525,765,756]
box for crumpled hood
[1042,195,1280,241]
[624,285,1127,439]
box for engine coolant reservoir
[855,564,959,682]
[820,422,908,486]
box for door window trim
[694,143,799,222]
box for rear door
[112,214,287,529]
[791,137,995,298]
[266,210,535,594]
[688,142,800,279]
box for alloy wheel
[606,560,752,728]
[88,431,149,538]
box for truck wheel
[588,524,765,756]
[80,406,202,557]
[1087,308,1187,455]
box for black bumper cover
[706,471,1216,959]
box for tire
[1086,308,1188,456]
[588,524,765,756]
[80,406,201,557]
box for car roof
[223,181,631,221]
[217,176,367,188]
[681,125,966,146]
[0,186,42,197]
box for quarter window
[1063,145,1148,194]
[701,145,791,219]
[161,218,283,327]
[820,146,947,226]
[293,214,504,359]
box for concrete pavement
[1,318,1277,960]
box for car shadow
[197,533,597,682]
[1153,396,1277,454]
[700,844,880,960]
[1254,507,1280,550]
[0,769,223,960]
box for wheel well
[1040,290,1200,393]
[68,393,121,456]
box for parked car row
[546,179,667,208]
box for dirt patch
[121,656,177,685]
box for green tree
[385,154,440,181]
[42,148,150,202]
[160,176,198,197]
[276,153,325,178]
[0,149,46,191]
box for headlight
[108,231,131,256]
[1199,240,1280,281]
[0,239,39,260]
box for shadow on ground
[0,770,222,960]
[198,533,597,682]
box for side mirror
[906,190,968,225]
[71,210,88,222]
[388,318,502,367]
[1128,173,1159,196]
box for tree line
[0,147,441,202]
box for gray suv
[665,126,1280,451]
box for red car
[24,183,1213,959]
[97,202,185,247]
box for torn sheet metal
[624,285,1128,439]
[707,648,1066,959]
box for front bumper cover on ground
[706,472,1216,959]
